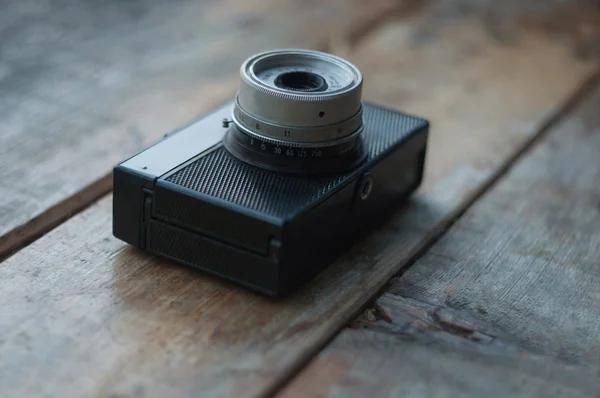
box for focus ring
[230,115,365,149]
[232,98,363,143]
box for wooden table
[1,1,599,397]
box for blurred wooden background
[0,0,599,397]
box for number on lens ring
[274,147,282,154]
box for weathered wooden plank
[281,68,600,398]
[389,84,600,365]
[1,1,599,397]
[0,0,400,258]
[279,294,600,398]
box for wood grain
[1,1,599,397]
[0,0,401,258]
[279,294,600,398]
[389,84,600,365]
[282,68,600,398]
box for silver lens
[232,49,363,145]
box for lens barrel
[224,49,367,174]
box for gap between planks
[0,173,113,262]
[264,68,600,398]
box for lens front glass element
[274,71,328,92]
[251,52,358,95]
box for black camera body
[113,100,428,296]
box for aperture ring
[232,98,363,143]
[230,115,365,149]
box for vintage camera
[113,49,429,296]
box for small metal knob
[359,173,373,200]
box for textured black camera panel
[148,220,278,293]
[165,103,427,219]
